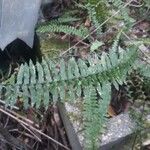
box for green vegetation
[0,0,150,149]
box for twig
[0,107,70,150]
[9,129,36,140]
[5,107,39,128]
[20,123,41,142]
[0,99,19,110]
[0,124,32,150]
[4,115,10,128]
[128,4,143,7]
[132,19,144,27]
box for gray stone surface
[101,113,135,146]
[65,102,136,149]
[100,113,136,150]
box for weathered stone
[64,102,136,149]
[100,113,135,150]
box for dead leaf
[108,105,117,117]
[85,18,91,27]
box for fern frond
[110,0,135,26]
[0,44,140,148]
[86,0,108,23]
[90,40,104,52]
[86,4,102,33]
[37,23,88,38]
[83,83,111,149]
[1,46,138,107]
[111,30,122,51]
[45,17,80,25]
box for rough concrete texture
[65,102,136,149]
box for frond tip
[83,83,111,149]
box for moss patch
[39,33,70,57]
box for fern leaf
[83,82,111,149]
[78,59,89,77]
[2,45,139,112]
[58,81,66,101]
[29,60,36,84]
[29,85,37,106]
[36,62,44,84]
[43,84,50,108]
[22,85,29,108]
[37,23,88,38]
[23,63,30,85]
[90,40,104,52]
[36,84,43,108]
[17,64,24,85]
[60,59,67,80]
